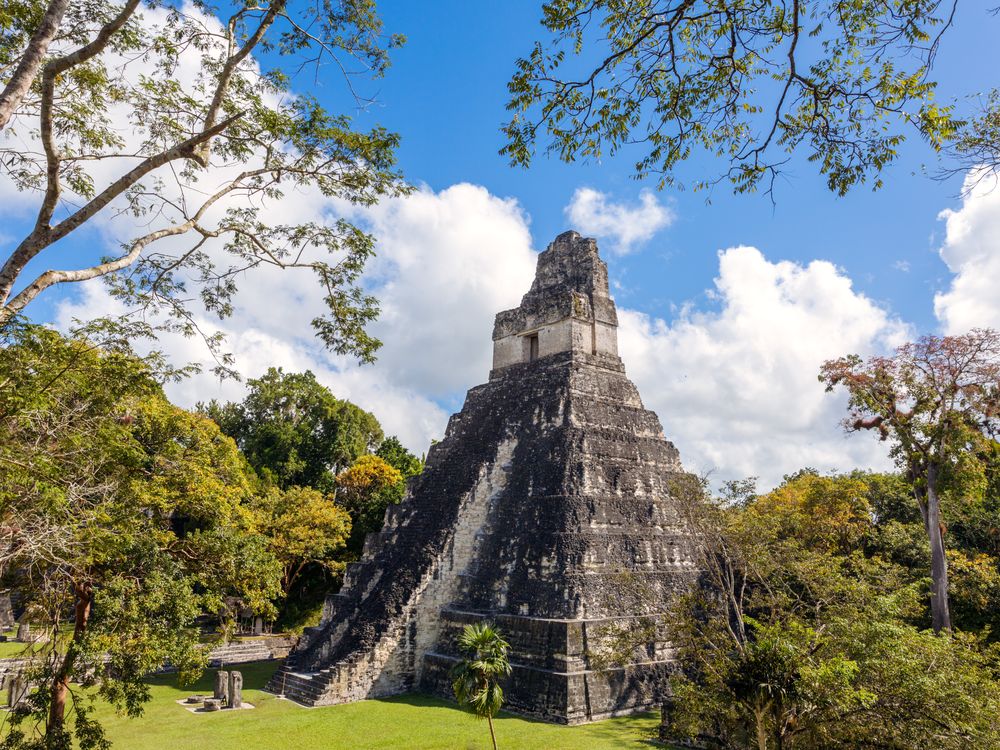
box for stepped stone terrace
[266,230,698,723]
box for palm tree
[450,622,511,750]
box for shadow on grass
[377,693,667,747]
[148,662,674,748]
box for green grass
[94,661,662,750]
[0,640,28,659]
[0,626,79,659]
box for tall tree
[503,0,967,196]
[335,454,403,554]
[451,623,512,750]
[202,368,383,492]
[820,329,1000,632]
[0,0,407,368]
[0,322,281,749]
[256,485,352,596]
[657,473,1000,749]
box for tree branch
[0,0,71,130]
[195,1,284,164]
[0,112,243,308]
[1,176,237,320]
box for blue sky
[8,0,1000,486]
[330,0,997,330]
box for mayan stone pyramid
[266,230,698,723]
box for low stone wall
[0,635,298,686]
[207,635,297,667]
[0,657,28,696]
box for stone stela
[182,670,250,713]
[214,670,229,703]
[266,231,698,723]
[228,671,243,709]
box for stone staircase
[267,645,410,706]
[263,233,700,722]
[267,668,328,704]
[207,636,295,667]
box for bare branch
[0,111,243,309]
[196,1,285,163]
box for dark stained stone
[265,231,699,723]
[214,670,229,702]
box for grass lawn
[0,625,75,659]
[95,661,663,749]
[0,640,28,659]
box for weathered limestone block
[228,671,243,709]
[0,592,14,630]
[15,618,48,645]
[6,673,27,707]
[492,233,619,370]
[202,698,221,712]
[214,670,229,702]
[266,231,699,724]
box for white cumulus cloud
[564,188,674,254]
[359,183,537,397]
[11,0,915,484]
[4,3,538,458]
[53,183,538,457]
[52,200,909,488]
[934,169,1000,334]
[618,247,910,489]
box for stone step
[265,668,332,704]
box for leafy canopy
[375,435,424,481]
[202,367,383,492]
[821,328,1000,632]
[335,453,403,554]
[256,485,352,595]
[504,0,962,196]
[0,322,281,750]
[0,0,408,369]
[661,472,1000,750]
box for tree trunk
[47,581,92,735]
[925,466,952,633]
[487,713,498,750]
[754,703,768,750]
[0,0,71,130]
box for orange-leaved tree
[820,329,1000,632]
[335,454,403,554]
